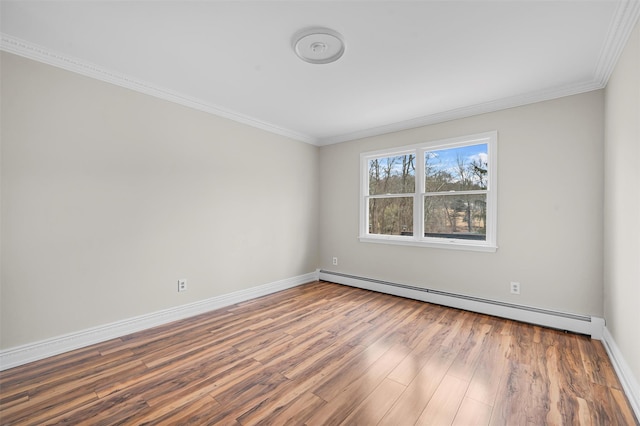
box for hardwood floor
[0,281,637,425]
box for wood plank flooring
[0,281,637,425]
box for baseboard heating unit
[318,270,604,340]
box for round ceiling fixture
[292,27,345,64]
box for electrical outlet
[510,281,520,295]
[332,257,338,266]
[178,279,187,292]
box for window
[360,131,497,252]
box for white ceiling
[1,1,639,145]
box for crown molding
[317,0,640,146]
[317,79,604,146]
[594,0,640,87]
[3,0,639,148]
[0,33,319,146]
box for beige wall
[319,91,605,317]
[1,40,629,368]
[604,19,640,383]
[0,52,319,349]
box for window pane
[369,197,414,236]
[425,143,488,192]
[424,194,486,240]
[369,154,415,195]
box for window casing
[360,131,497,252]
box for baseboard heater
[318,270,604,340]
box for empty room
[1,1,639,424]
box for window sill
[358,236,498,252]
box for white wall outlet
[510,281,520,295]
[178,279,187,292]
[332,257,338,266]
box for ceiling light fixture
[292,27,345,64]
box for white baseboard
[602,327,640,421]
[320,271,638,420]
[319,270,605,339]
[4,270,634,420]
[0,271,319,371]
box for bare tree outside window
[424,144,488,240]
[360,132,496,251]
[368,154,415,235]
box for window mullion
[359,131,497,251]
[423,189,487,197]
[368,194,414,199]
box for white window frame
[359,131,497,252]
